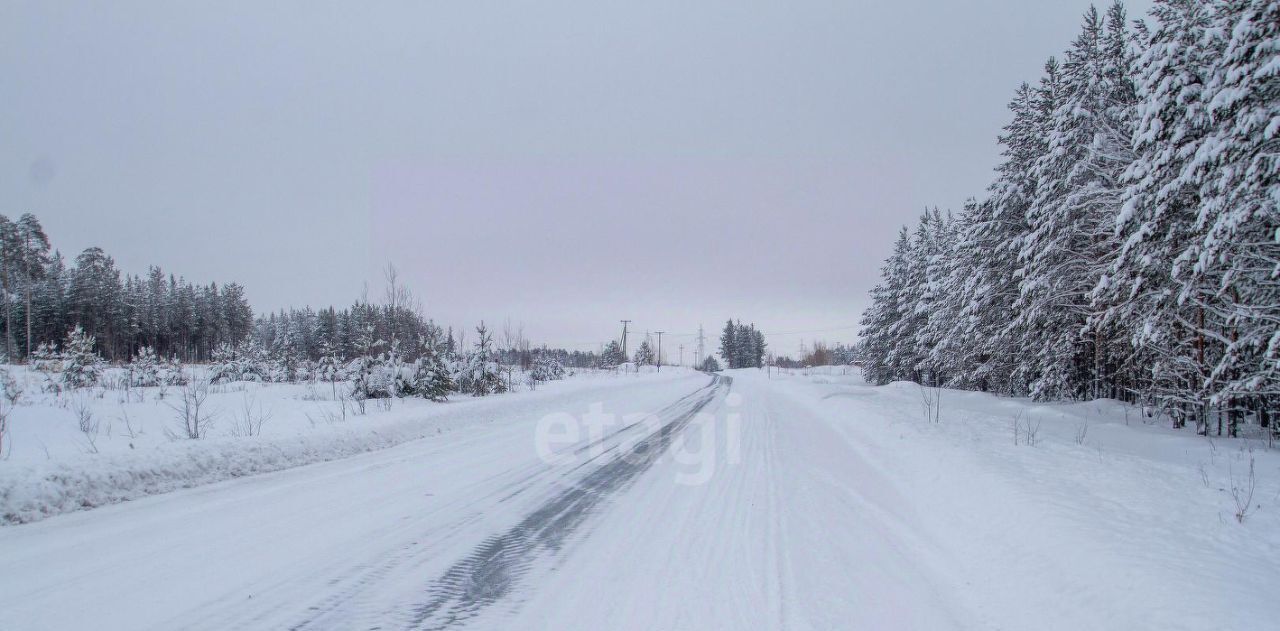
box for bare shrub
[117,405,141,441]
[233,391,272,437]
[919,383,942,424]
[0,369,22,406]
[1230,455,1257,523]
[1012,411,1041,447]
[306,398,349,426]
[166,378,216,439]
[71,396,100,454]
[1074,419,1089,446]
[0,397,10,459]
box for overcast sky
[2,0,1152,358]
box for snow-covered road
[2,369,1277,630]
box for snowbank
[0,366,693,524]
[730,368,1280,630]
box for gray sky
[2,0,1151,358]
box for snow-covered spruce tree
[749,326,766,368]
[913,209,959,386]
[885,214,935,383]
[945,65,1061,395]
[937,200,998,390]
[733,323,752,367]
[30,341,60,373]
[315,340,343,398]
[738,324,756,368]
[633,339,655,366]
[130,346,161,387]
[1015,6,1135,400]
[348,354,388,401]
[60,325,104,389]
[530,353,566,382]
[859,227,913,385]
[698,355,722,372]
[209,342,262,383]
[719,320,737,369]
[385,341,415,399]
[1103,0,1222,427]
[267,350,298,384]
[599,340,625,369]
[412,344,455,401]
[1182,0,1279,428]
[159,354,188,387]
[456,322,506,397]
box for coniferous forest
[0,212,597,394]
[858,0,1278,436]
[0,213,253,362]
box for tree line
[0,215,607,378]
[0,213,253,363]
[858,0,1277,436]
[248,303,604,372]
[774,342,859,369]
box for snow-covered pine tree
[14,214,51,359]
[947,64,1060,395]
[752,327,766,368]
[60,325,103,388]
[1106,0,1222,427]
[859,227,913,385]
[914,209,959,386]
[456,322,506,397]
[1180,0,1279,431]
[130,346,161,387]
[530,353,566,382]
[720,320,737,369]
[1016,6,1134,400]
[316,339,343,397]
[634,339,655,366]
[884,213,932,383]
[600,340,625,368]
[412,342,454,401]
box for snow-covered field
[1,367,1276,629]
[0,365,653,524]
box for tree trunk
[25,286,32,360]
[2,280,10,362]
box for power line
[762,325,861,337]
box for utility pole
[620,320,631,359]
[696,324,706,368]
[655,331,664,372]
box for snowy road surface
[2,369,1276,630]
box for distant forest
[0,213,252,362]
[0,213,607,369]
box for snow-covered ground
[1,367,1276,629]
[0,365,664,523]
